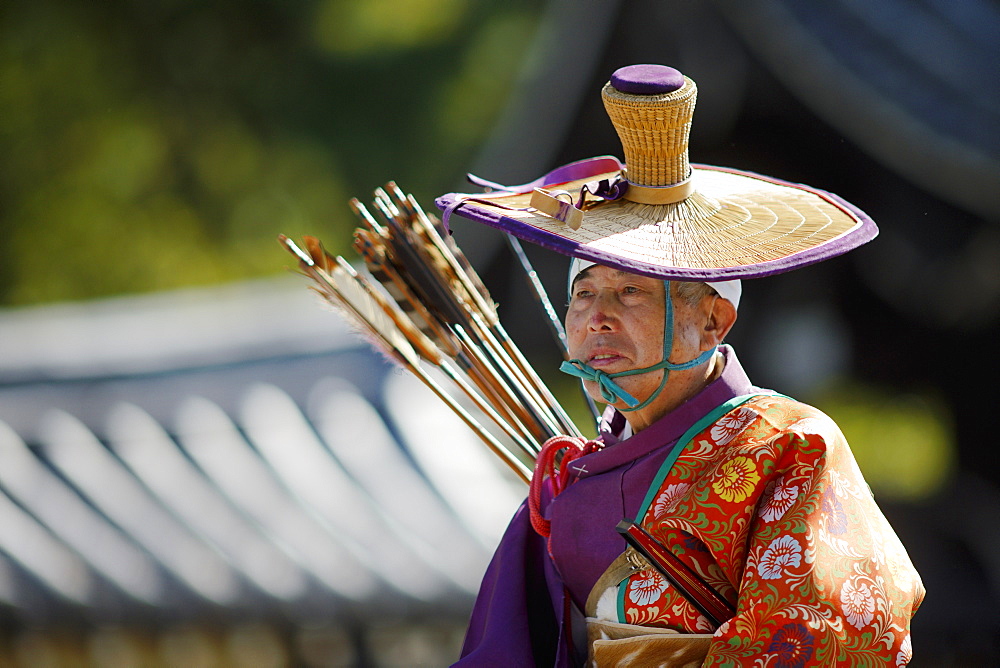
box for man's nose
[588,292,620,331]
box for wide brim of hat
[436,164,877,281]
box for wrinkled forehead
[567,258,742,310]
[571,265,648,284]
[567,259,608,291]
[567,258,658,295]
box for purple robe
[454,345,759,666]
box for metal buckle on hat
[530,188,584,230]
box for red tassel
[528,435,602,538]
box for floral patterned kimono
[455,346,924,667]
[610,392,925,665]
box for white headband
[568,258,742,311]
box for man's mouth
[588,352,623,367]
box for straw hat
[436,64,877,281]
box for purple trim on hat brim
[435,164,878,281]
[466,155,623,193]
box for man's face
[566,265,712,408]
[565,265,705,408]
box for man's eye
[622,286,640,294]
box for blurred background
[1,0,998,665]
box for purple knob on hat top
[610,64,684,95]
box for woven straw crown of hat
[436,64,877,281]
[602,65,696,188]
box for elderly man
[439,65,924,666]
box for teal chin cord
[560,280,717,412]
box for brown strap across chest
[585,547,648,618]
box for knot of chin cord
[559,360,640,407]
[559,346,716,413]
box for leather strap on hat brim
[436,164,878,282]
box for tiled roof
[0,277,524,624]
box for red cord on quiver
[528,435,603,538]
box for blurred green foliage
[0,0,540,305]
[816,384,955,502]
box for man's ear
[702,296,737,349]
